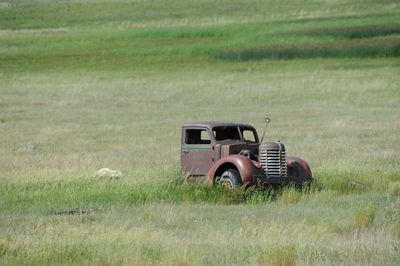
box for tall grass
[1,193,398,265]
[1,174,307,212]
[0,177,240,212]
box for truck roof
[182,121,255,130]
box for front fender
[207,154,257,185]
[287,156,312,180]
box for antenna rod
[260,117,271,143]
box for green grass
[215,39,400,60]
[1,0,400,265]
[0,195,399,265]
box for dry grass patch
[258,244,295,266]
[354,202,377,229]
[279,187,302,205]
[388,182,400,197]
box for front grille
[259,142,288,178]
[266,150,287,177]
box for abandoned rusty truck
[181,118,312,189]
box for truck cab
[181,121,312,188]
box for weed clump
[0,237,11,257]
[139,244,163,264]
[244,187,276,204]
[384,203,400,239]
[258,244,295,266]
[388,182,400,197]
[279,187,301,205]
[354,202,377,229]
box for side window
[242,130,256,142]
[186,129,211,144]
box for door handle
[183,150,189,154]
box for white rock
[0,2,16,9]
[96,168,122,179]
[17,144,36,153]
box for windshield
[241,128,257,143]
[212,126,258,142]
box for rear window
[212,127,241,141]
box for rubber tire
[220,169,242,190]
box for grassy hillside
[0,0,399,265]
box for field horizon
[1,0,399,265]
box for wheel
[219,169,242,190]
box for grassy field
[1,0,400,265]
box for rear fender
[207,154,256,185]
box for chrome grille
[259,142,288,178]
[266,150,287,177]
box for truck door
[181,128,214,176]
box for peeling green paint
[181,145,213,150]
